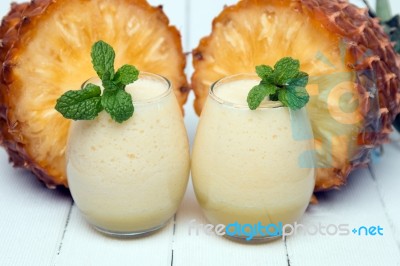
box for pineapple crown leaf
[364,0,400,53]
[55,40,139,123]
[247,57,310,111]
[376,0,392,21]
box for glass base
[223,234,281,244]
[92,219,170,238]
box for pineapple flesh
[192,0,400,191]
[0,0,188,187]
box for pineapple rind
[192,0,400,191]
[0,0,188,187]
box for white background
[1,0,400,265]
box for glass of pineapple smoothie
[191,73,315,242]
[66,72,190,237]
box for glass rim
[82,71,171,105]
[209,73,284,109]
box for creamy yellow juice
[67,74,190,234]
[191,74,315,238]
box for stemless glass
[191,73,315,242]
[66,72,190,237]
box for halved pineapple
[192,0,400,191]
[0,0,188,187]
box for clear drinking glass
[191,73,316,242]
[66,72,190,237]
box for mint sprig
[55,40,139,123]
[247,57,310,110]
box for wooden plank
[369,133,400,250]
[172,180,289,266]
[286,168,400,265]
[0,149,73,265]
[54,204,175,265]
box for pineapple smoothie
[191,74,315,239]
[66,73,190,235]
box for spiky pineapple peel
[56,41,139,123]
[248,58,310,110]
[364,0,400,131]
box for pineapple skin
[0,0,189,188]
[302,0,400,190]
[192,0,400,191]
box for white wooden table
[1,0,400,265]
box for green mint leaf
[273,57,300,85]
[278,86,309,110]
[287,71,309,88]
[101,89,134,123]
[256,65,273,79]
[277,89,289,107]
[114,65,139,85]
[247,83,277,110]
[91,41,115,81]
[55,84,103,120]
[102,78,124,92]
